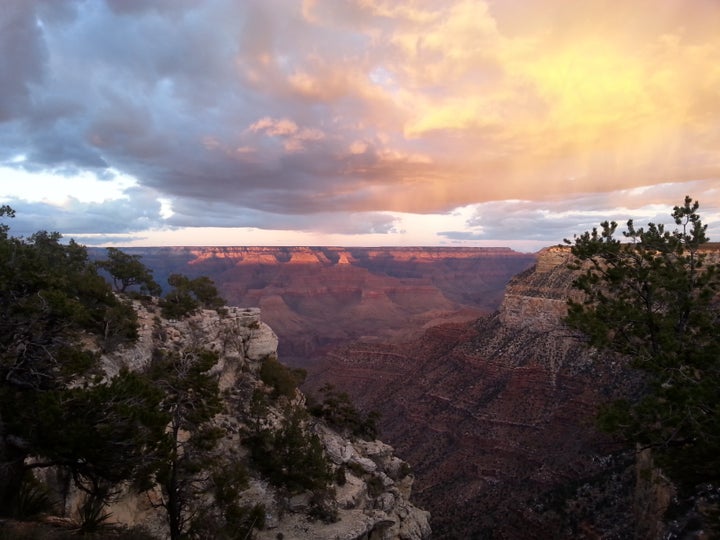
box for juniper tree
[0,208,165,514]
[160,273,226,319]
[148,348,254,540]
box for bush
[75,493,112,534]
[9,473,53,520]
[367,475,385,498]
[309,384,380,440]
[160,273,225,319]
[308,490,338,524]
[259,357,306,399]
[190,502,265,539]
[246,407,332,493]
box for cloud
[0,0,719,245]
[0,2,48,121]
[2,185,165,239]
[439,180,720,245]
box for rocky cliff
[305,246,641,538]
[91,247,536,365]
[32,301,431,540]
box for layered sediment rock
[305,246,639,538]
[92,247,536,366]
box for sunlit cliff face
[0,1,719,246]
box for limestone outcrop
[59,300,430,540]
[498,245,576,331]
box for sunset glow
[1,0,719,250]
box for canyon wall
[93,247,536,366]
[34,301,431,540]
[304,246,640,538]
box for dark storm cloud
[0,0,448,233]
[0,2,47,121]
[165,196,399,235]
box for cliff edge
[32,301,431,540]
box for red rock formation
[304,247,641,538]
[93,247,536,366]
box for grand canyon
[98,247,536,367]
[85,244,716,539]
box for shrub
[246,407,332,493]
[308,490,339,524]
[9,473,53,520]
[259,357,306,399]
[367,475,385,498]
[160,273,225,319]
[309,384,380,440]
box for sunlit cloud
[0,0,718,246]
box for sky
[1,0,719,252]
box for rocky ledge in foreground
[32,301,431,540]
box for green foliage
[398,461,412,478]
[366,475,385,498]
[564,196,720,489]
[4,369,168,504]
[191,500,266,540]
[307,490,339,524]
[101,298,140,351]
[160,273,225,319]
[247,407,332,493]
[249,388,269,430]
[0,208,257,537]
[0,225,138,390]
[75,492,113,534]
[259,357,306,399]
[9,473,54,520]
[309,384,381,440]
[147,348,252,540]
[0,208,154,513]
[346,461,365,477]
[96,247,161,295]
[334,465,347,486]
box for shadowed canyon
[86,245,716,538]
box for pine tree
[565,196,720,488]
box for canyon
[88,244,718,538]
[303,247,641,538]
[95,246,536,366]
[93,245,633,537]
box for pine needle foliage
[564,196,720,489]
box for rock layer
[91,247,536,366]
[305,247,640,538]
[49,301,431,540]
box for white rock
[336,473,366,509]
[349,455,377,474]
[246,322,279,361]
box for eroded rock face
[304,246,641,538]
[250,424,430,540]
[90,247,536,366]
[499,246,577,332]
[94,301,430,540]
